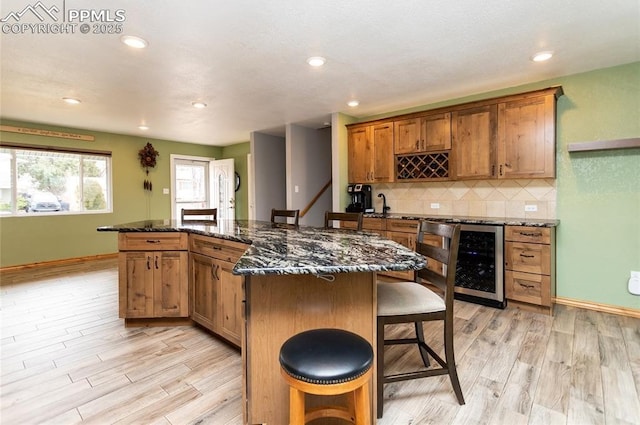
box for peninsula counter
[98,220,426,424]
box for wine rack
[396,152,450,180]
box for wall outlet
[162,188,169,195]
[294,185,299,193]
[430,203,440,209]
[629,271,640,296]
[525,204,538,212]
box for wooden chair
[270,208,300,228]
[279,328,373,425]
[376,221,464,418]
[181,208,217,222]
[324,211,363,231]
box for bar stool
[279,328,373,425]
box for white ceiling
[1,0,638,146]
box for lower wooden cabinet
[504,226,555,314]
[118,233,189,319]
[189,234,246,347]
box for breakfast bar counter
[99,219,426,424]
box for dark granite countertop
[98,220,427,276]
[363,213,559,227]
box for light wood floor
[1,258,639,424]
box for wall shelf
[567,137,640,153]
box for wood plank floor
[1,258,639,424]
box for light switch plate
[430,203,440,209]
[162,188,169,195]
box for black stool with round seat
[279,328,374,425]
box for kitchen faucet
[378,193,390,216]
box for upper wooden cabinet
[451,105,498,180]
[394,113,451,154]
[346,86,562,182]
[497,94,557,178]
[347,123,394,183]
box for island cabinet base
[244,272,377,425]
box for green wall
[355,62,640,310]
[0,119,252,267]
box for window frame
[0,142,113,217]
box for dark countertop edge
[234,263,426,276]
[363,214,559,227]
[96,225,255,245]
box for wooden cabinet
[347,86,562,183]
[452,105,498,180]
[189,234,247,347]
[504,226,555,314]
[497,94,557,178]
[347,123,394,183]
[385,219,420,280]
[118,233,189,319]
[394,113,451,154]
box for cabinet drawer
[386,219,419,233]
[341,217,385,231]
[189,234,248,262]
[505,270,551,307]
[118,232,187,251]
[505,226,551,244]
[505,241,551,275]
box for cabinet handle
[518,282,535,289]
[211,264,215,280]
[491,165,495,176]
[155,255,159,269]
[146,256,151,270]
[519,253,535,258]
[499,164,503,176]
[146,240,161,244]
[415,140,420,150]
[505,163,512,168]
[214,264,221,280]
[519,232,542,237]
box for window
[0,144,112,216]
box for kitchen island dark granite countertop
[364,213,559,227]
[98,219,427,276]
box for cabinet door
[348,126,372,183]
[191,252,216,331]
[153,251,188,317]
[394,118,421,154]
[119,251,154,318]
[384,231,416,280]
[422,113,452,151]
[498,95,556,178]
[452,105,497,179]
[217,259,243,347]
[371,123,394,183]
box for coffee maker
[346,184,373,213]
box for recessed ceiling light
[192,101,207,109]
[347,100,359,107]
[62,97,81,105]
[121,35,148,49]
[531,51,553,62]
[307,56,326,67]
[138,125,149,131]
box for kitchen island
[98,219,426,424]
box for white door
[211,158,235,220]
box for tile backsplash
[372,179,556,220]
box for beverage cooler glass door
[453,224,505,308]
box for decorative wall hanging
[138,142,159,192]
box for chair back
[181,208,217,222]
[271,208,300,228]
[324,211,363,231]
[415,221,461,308]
